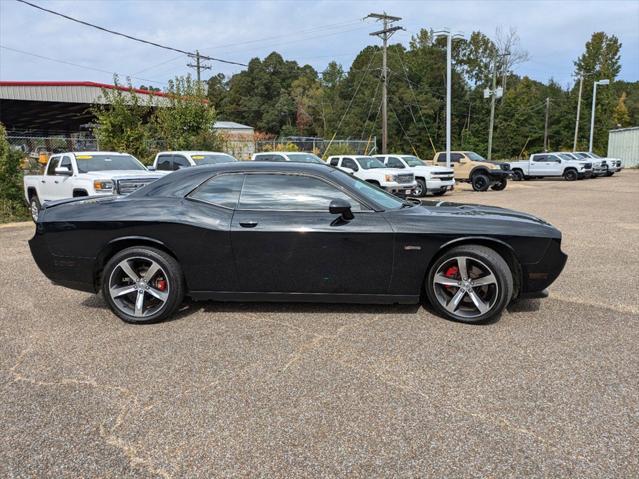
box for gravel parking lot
[1,171,638,477]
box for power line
[15,0,247,67]
[0,44,165,85]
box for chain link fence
[255,138,377,156]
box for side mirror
[54,166,72,176]
[329,198,354,221]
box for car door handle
[41,180,46,183]
[54,180,59,184]
[239,221,258,228]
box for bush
[0,123,29,223]
[322,142,355,158]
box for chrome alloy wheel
[108,257,170,318]
[30,199,39,222]
[432,256,499,319]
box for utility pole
[187,50,211,84]
[485,51,507,160]
[573,75,584,151]
[543,97,550,151]
[367,12,403,154]
[435,30,464,167]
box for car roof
[156,151,231,155]
[57,151,129,156]
[254,151,316,155]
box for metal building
[608,127,639,168]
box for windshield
[285,153,323,163]
[559,154,575,161]
[587,152,601,159]
[401,155,424,167]
[466,152,487,162]
[356,156,385,169]
[575,153,590,159]
[191,153,237,165]
[75,154,146,173]
[332,169,405,209]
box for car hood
[419,200,549,224]
[410,165,453,174]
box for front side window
[329,157,339,166]
[559,154,574,162]
[188,174,244,209]
[356,156,385,169]
[46,156,60,175]
[75,154,146,173]
[342,158,359,171]
[58,156,72,172]
[386,156,405,168]
[190,153,237,165]
[172,155,190,169]
[285,153,323,163]
[532,155,546,162]
[440,153,463,163]
[157,155,173,171]
[253,154,272,162]
[238,174,363,211]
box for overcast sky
[1,0,638,89]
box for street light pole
[573,75,584,151]
[589,79,610,152]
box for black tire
[101,246,184,324]
[414,178,427,197]
[491,178,508,191]
[511,169,524,181]
[606,172,614,177]
[425,245,514,324]
[471,173,490,192]
[563,169,578,181]
[29,194,41,223]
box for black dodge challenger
[29,162,567,324]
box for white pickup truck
[326,155,417,197]
[373,154,455,197]
[24,151,164,222]
[574,151,623,176]
[509,152,593,181]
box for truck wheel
[102,246,185,324]
[606,172,614,177]
[425,245,514,324]
[414,179,427,197]
[471,173,490,192]
[563,169,578,181]
[512,169,524,181]
[491,178,508,191]
[29,195,42,222]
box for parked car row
[24,147,623,222]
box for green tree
[152,75,219,151]
[92,76,153,160]
[0,123,28,222]
[612,92,631,127]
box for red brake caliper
[444,266,459,291]
[154,278,167,291]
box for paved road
[1,171,638,477]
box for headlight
[384,174,397,182]
[93,180,114,191]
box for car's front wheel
[102,246,184,324]
[414,179,427,197]
[425,245,514,324]
[471,173,490,192]
[563,169,578,181]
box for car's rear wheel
[29,195,41,222]
[471,173,490,191]
[102,247,184,324]
[414,179,427,197]
[491,178,508,191]
[511,169,524,181]
[425,245,514,324]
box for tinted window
[173,155,190,169]
[532,155,546,162]
[342,158,358,171]
[332,170,405,210]
[253,154,272,161]
[450,153,463,162]
[238,174,362,211]
[157,155,173,171]
[60,155,72,170]
[329,157,339,166]
[189,174,244,209]
[356,157,385,169]
[386,156,405,168]
[46,157,60,175]
[285,153,323,163]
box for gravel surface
[1,171,638,477]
